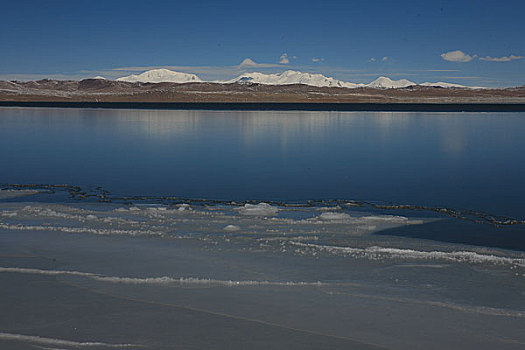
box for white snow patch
[236,203,279,216]
[420,81,485,89]
[116,69,202,83]
[176,203,192,211]
[367,76,416,89]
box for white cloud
[279,53,290,64]
[240,58,258,67]
[479,55,523,62]
[382,56,388,61]
[441,50,523,63]
[312,57,325,62]
[368,57,376,62]
[238,58,281,68]
[441,50,476,62]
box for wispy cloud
[368,56,389,62]
[312,57,325,62]
[479,55,523,62]
[110,65,237,74]
[0,73,94,81]
[349,72,419,77]
[411,69,460,72]
[441,50,476,62]
[441,76,487,80]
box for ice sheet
[1,200,524,350]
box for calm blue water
[1,107,525,218]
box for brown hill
[1,79,524,104]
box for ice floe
[236,203,279,216]
[0,223,164,237]
[318,212,351,221]
[290,242,525,268]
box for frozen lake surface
[1,108,524,349]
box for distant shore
[1,79,525,107]
[1,101,525,112]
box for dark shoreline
[1,101,525,112]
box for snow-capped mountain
[366,76,416,89]
[114,68,482,89]
[223,70,364,88]
[116,69,202,83]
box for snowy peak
[367,76,416,89]
[114,68,481,89]
[224,71,429,89]
[225,70,363,88]
[116,69,202,83]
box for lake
[1,107,524,350]
[1,107,525,217]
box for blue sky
[1,0,524,87]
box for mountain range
[113,69,482,89]
[2,76,523,104]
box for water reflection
[1,108,524,217]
